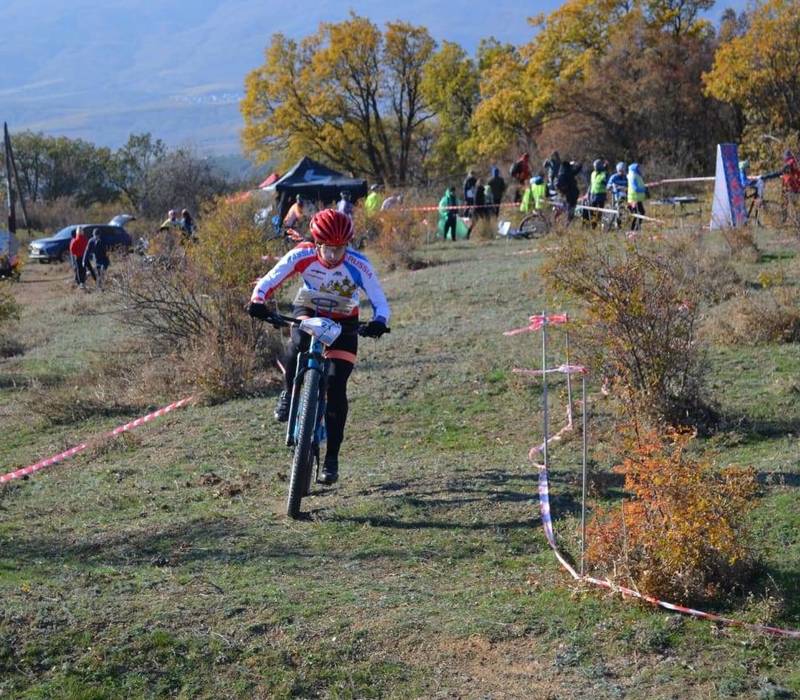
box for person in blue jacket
[627,163,647,231]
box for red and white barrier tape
[647,176,715,186]
[0,397,194,485]
[503,313,568,337]
[507,318,800,638]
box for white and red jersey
[250,242,391,324]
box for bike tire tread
[287,370,320,519]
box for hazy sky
[0,0,751,152]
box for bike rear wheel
[518,212,550,238]
[287,368,321,519]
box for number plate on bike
[299,317,342,345]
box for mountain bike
[262,290,389,519]
[602,191,628,231]
[516,197,571,238]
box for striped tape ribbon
[0,397,194,484]
[508,319,800,638]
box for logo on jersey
[320,278,357,297]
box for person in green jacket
[520,176,547,213]
[365,185,383,215]
[439,187,458,241]
[589,159,608,229]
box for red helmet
[309,209,354,246]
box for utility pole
[3,123,28,233]
[3,123,16,234]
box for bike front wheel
[287,368,321,519]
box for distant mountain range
[0,0,746,156]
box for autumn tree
[703,0,800,150]
[470,0,737,174]
[419,41,480,180]
[241,14,436,185]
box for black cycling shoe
[319,456,339,485]
[274,390,290,422]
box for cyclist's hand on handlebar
[247,302,284,329]
[359,320,390,338]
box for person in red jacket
[69,227,89,289]
[782,150,800,223]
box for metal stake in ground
[564,316,573,423]
[541,310,550,475]
[580,374,588,576]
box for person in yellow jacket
[627,163,647,231]
[588,159,608,229]
[520,176,547,213]
[364,185,383,215]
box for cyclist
[247,209,391,485]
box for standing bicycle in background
[605,162,628,230]
[248,209,391,486]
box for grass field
[1,225,799,699]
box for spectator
[483,183,494,215]
[439,186,459,242]
[555,160,583,221]
[782,150,800,211]
[510,153,532,204]
[181,209,195,239]
[283,195,305,229]
[159,209,182,231]
[588,159,608,229]
[487,166,506,216]
[337,190,354,218]
[364,185,383,215]
[380,192,403,211]
[84,228,110,291]
[474,178,487,219]
[520,176,547,213]
[463,170,477,215]
[607,162,628,205]
[69,226,90,290]
[543,151,561,194]
[627,162,647,231]
[510,153,531,185]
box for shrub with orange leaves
[586,426,758,602]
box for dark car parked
[28,224,132,263]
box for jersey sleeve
[343,251,391,324]
[250,244,314,303]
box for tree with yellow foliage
[704,0,800,143]
[419,41,480,179]
[241,14,435,186]
[469,0,732,173]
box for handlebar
[257,310,390,335]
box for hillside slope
[1,234,798,698]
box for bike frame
[286,334,329,473]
